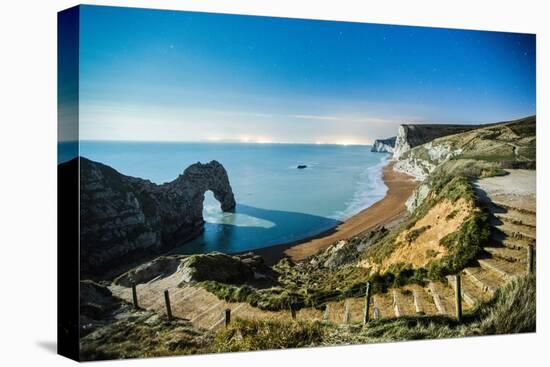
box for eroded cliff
[72,157,236,274]
[371,136,396,153]
[393,124,482,159]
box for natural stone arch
[179,160,236,212]
[162,160,236,242]
[76,157,236,274]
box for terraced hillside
[109,168,535,330]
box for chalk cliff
[393,116,536,209]
[371,136,396,153]
[71,157,236,274]
[393,124,481,159]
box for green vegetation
[426,249,439,258]
[404,225,431,243]
[213,319,324,352]
[427,211,490,279]
[368,264,428,292]
[200,264,372,311]
[80,312,212,361]
[200,281,305,311]
[81,275,535,359]
[210,275,535,351]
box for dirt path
[254,162,418,264]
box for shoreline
[252,160,418,265]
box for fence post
[373,307,380,320]
[164,289,173,321]
[363,282,371,325]
[527,244,534,275]
[455,274,462,323]
[224,308,231,327]
[290,304,297,320]
[131,281,139,309]
[323,304,330,321]
[343,300,350,324]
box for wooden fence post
[527,244,534,275]
[373,307,380,320]
[224,308,231,327]
[455,274,462,323]
[164,289,173,321]
[323,304,330,321]
[343,300,350,324]
[131,281,139,309]
[363,282,371,324]
[290,304,297,320]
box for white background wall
[0,0,547,366]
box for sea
[61,141,389,254]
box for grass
[213,318,324,352]
[80,311,212,361]
[200,266,372,311]
[404,225,431,243]
[476,274,536,334]
[82,275,535,359]
[210,275,535,351]
[428,210,490,279]
[200,281,306,310]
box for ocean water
[76,141,389,254]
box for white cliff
[371,136,396,153]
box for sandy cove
[253,161,418,265]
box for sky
[67,5,536,144]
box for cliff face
[393,116,536,208]
[371,136,396,153]
[74,157,236,274]
[393,124,482,159]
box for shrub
[429,210,490,278]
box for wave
[331,155,389,220]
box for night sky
[75,5,536,144]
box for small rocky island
[297,164,307,169]
[63,157,236,275]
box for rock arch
[76,157,236,274]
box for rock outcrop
[113,252,269,286]
[306,227,388,270]
[371,136,396,153]
[70,157,236,274]
[393,124,482,159]
[179,252,256,283]
[113,256,185,287]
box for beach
[253,161,418,264]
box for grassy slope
[402,115,535,184]
[214,275,535,352]
[82,274,535,358]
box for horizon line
[62,139,374,146]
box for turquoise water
[77,141,388,254]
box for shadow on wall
[171,203,341,255]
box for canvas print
[57,5,536,361]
